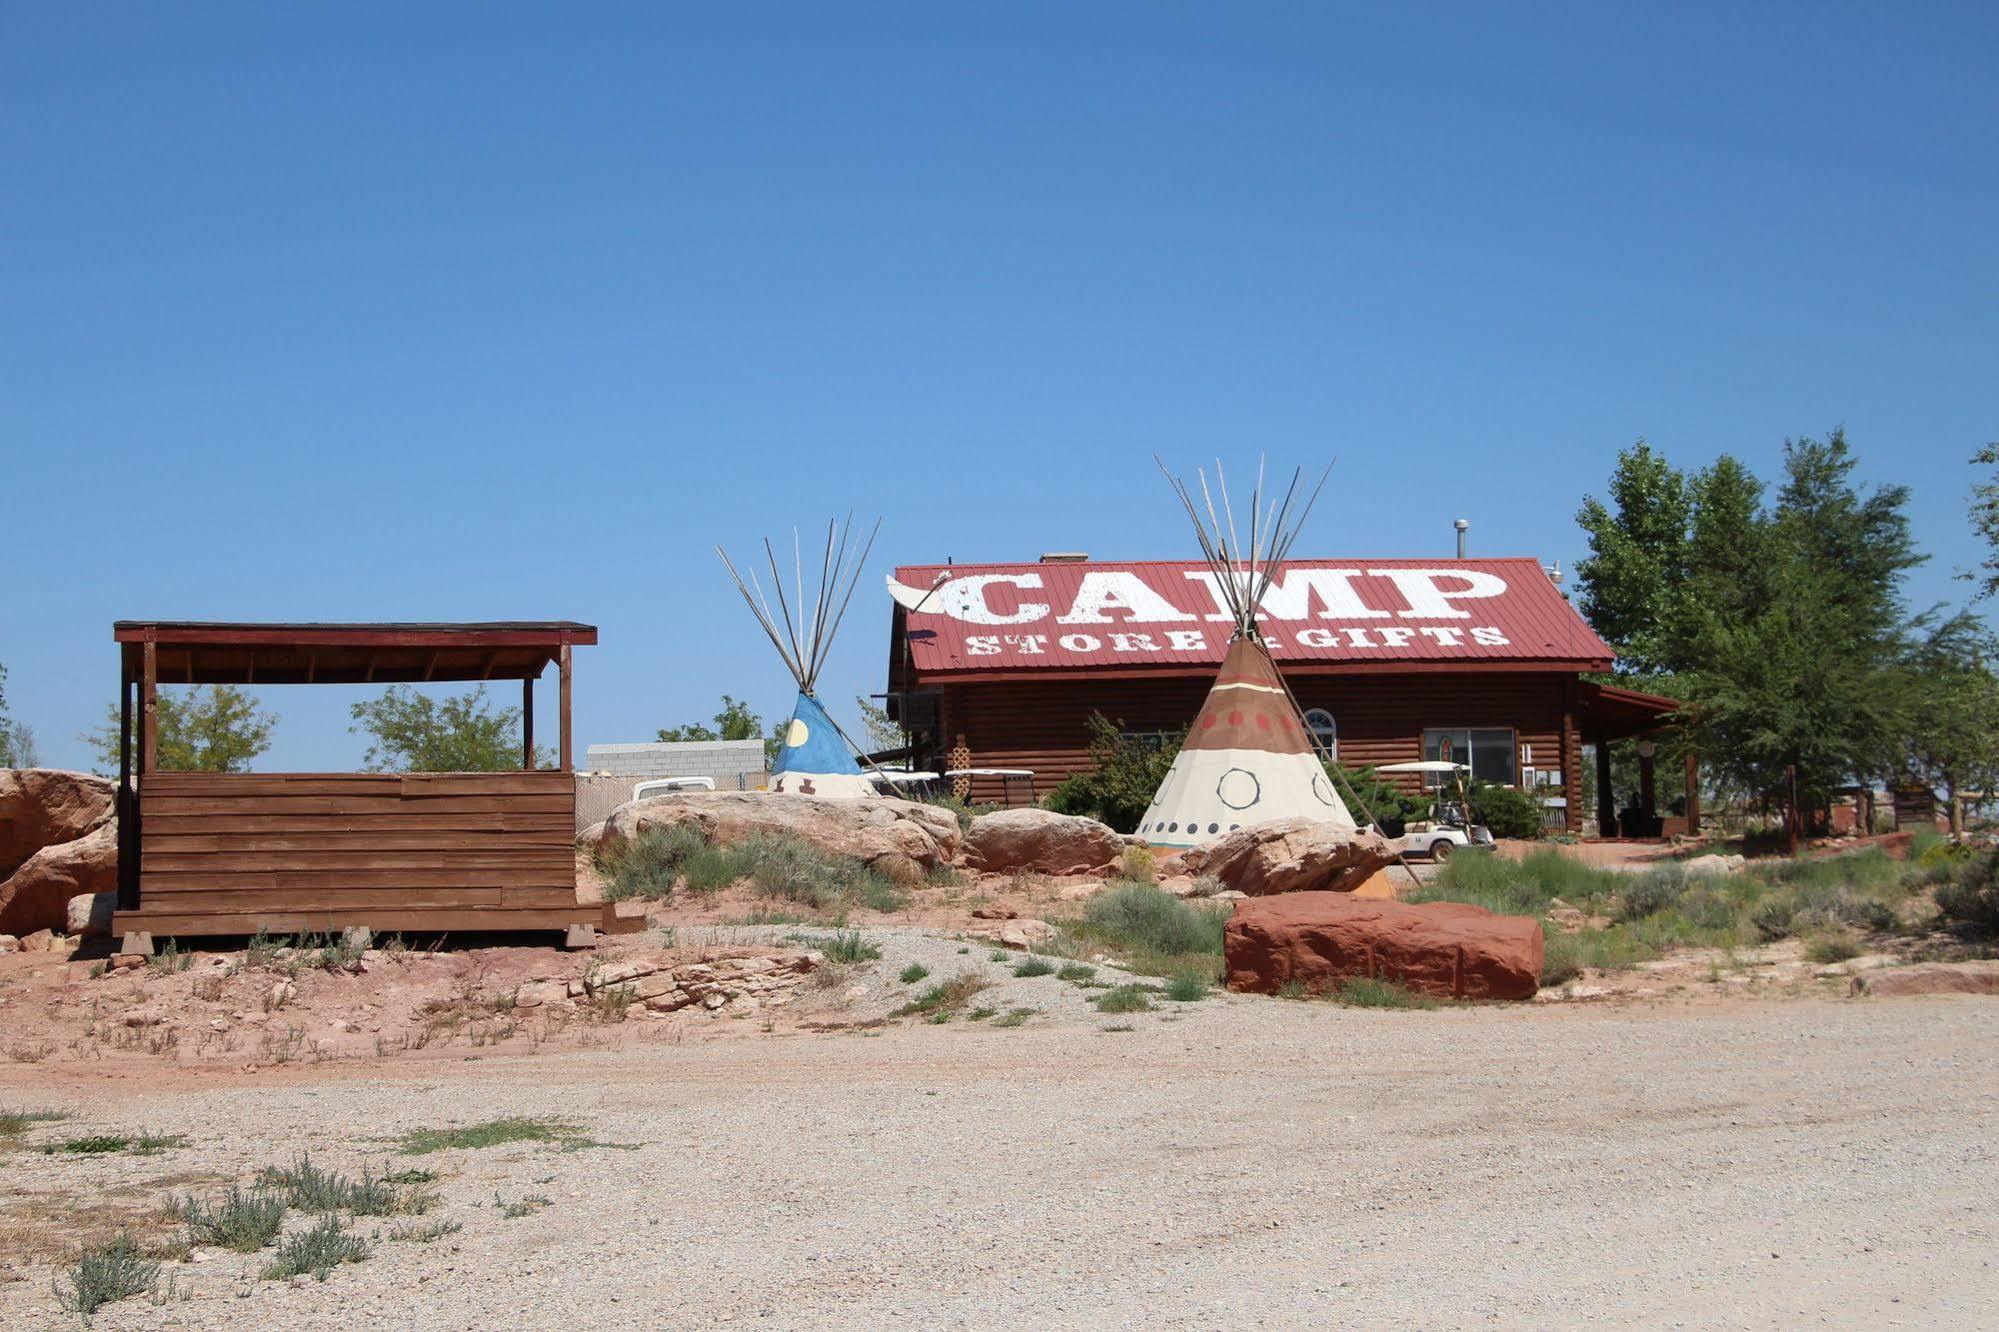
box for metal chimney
[1453,518,1469,559]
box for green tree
[855,696,906,755]
[1968,442,1999,599]
[1887,616,1999,831]
[1573,440,1692,677]
[85,685,277,773]
[657,695,763,743]
[0,662,40,767]
[349,685,547,772]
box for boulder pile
[513,947,824,1016]
[588,792,961,884]
[0,769,118,936]
[1224,892,1543,1000]
[960,808,1128,876]
[1181,818,1396,897]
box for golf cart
[1372,760,1496,862]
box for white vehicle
[631,775,716,801]
[1372,760,1496,862]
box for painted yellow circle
[785,718,810,747]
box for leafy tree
[1572,441,1691,677]
[1886,616,1999,830]
[85,685,277,773]
[349,685,547,772]
[657,695,763,744]
[0,662,40,767]
[1969,442,1999,599]
[855,696,906,755]
[1042,714,1184,832]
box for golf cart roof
[1375,761,1471,774]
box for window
[1422,728,1517,787]
[1302,708,1337,761]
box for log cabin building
[884,556,1680,835]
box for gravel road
[4,992,1994,1329]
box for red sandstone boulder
[1224,892,1543,1001]
[0,823,118,937]
[961,808,1125,876]
[1853,960,1999,998]
[594,791,961,884]
[1,769,116,880]
[1181,818,1397,897]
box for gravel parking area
[4,986,1994,1329]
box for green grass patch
[388,1219,462,1243]
[894,973,989,1017]
[1163,972,1209,1002]
[262,1217,368,1281]
[898,963,929,984]
[48,1131,187,1157]
[0,1108,69,1137]
[1056,962,1096,983]
[256,1156,438,1216]
[992,1007,1037,1027]
[53,1232,158,1319]
[1053,884,1228,981]
[1803,929,1865,964]
[601,825,710,901]
[1331,977,1439,1009]
[497,1192,553,1220]
[1093,984,1155,1014]
[396,1117,583,1155]
[1011,956,1056,978]
[796,930,880,963]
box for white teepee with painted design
[1137,459,1359,850]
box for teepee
[1138,460,1360,850]
[718,517,883,798]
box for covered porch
[1575,681,1686,838]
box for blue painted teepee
[718,517,884,799]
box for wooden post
[522,676,535,771]
[1683,751,1701,839]
[140,640,158,776]
[1638,746,1657,822]
[1594,738,1616,837]
[558,644,573,773]
[117,659,137,910]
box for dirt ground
[3,978,1993,1329]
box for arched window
[1302,708,1337,761]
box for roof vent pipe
[1453,518,1469,559]
[1039,552,1089,564]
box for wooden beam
[558,644,573,773]
[118,663,137,910]
[522,677,535,771]
[140,640,159,776]
[1593,737,1615,836]
[1684,751,1701,838]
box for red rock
[1224,892,1543,1001]
[0,769,116,879]
[0,824,118,937]
[1853,961,1999,997]
[961,809,1125,876]
[1181,819,1397,897]
[595,792,960,881]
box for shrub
[1331,977,1437,1009]
[1541,928,1656,985]
[1163,972,1208,1002]
[1467,781,1546,840]
[1056,963,1096,983]
[602,825,710,901]
[895,973,988,1017]
[263,1217,369,1282]
[1612,865,1688,922]
[178,1187,286,1251]
[1332,765,1431,837]
[1803,930,1864,964]
[1120,845,1158,883]
[1093,984,1155,1014]
[898,963,929,984]
[53,1232,158,1320]
[735,834,905,913]
[397,1118,574,1154]
[1413,847,1617,917]
[1935,847,1999,936]
[1080,884,1226,958]
[1039,714,1183,832]
[1011,957,1055,978]
[807,931,880,964]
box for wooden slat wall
[120,771,592,937]
[937,672,1575,827]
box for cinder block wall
[574,740,769,831]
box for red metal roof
[891,558,1612,677]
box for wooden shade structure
[111,621,599,940]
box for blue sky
[4,2,1994,772]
